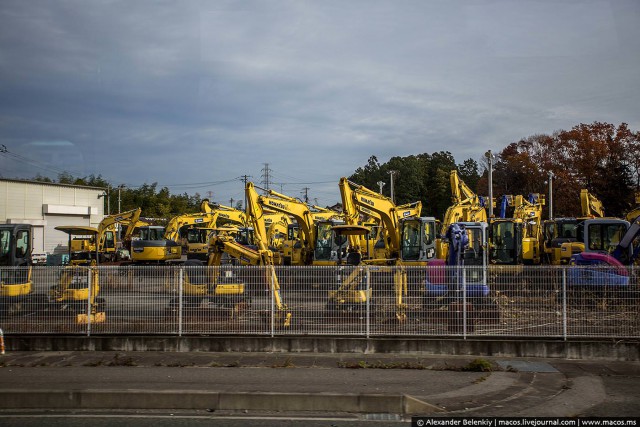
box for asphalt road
[0,351,638,422]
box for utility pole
[377,180,385,195]
[485,151,495,218]
[98,189,109,216]
[240,175,251,212]
[301,187,310,204]
[118,184,125,214]
[229,197,234,208]
[547,171,554,220]
[388,171,398,203]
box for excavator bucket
[76,311,106,324]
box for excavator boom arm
[580,189,605,218]
[347,179,401,253]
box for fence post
[87,267,92,337]
[270,266,275,338]
[562,267,567,341]
[366,266,370,339]
[178,267,183,337]
[462,267,467,340]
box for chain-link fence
[1,264,638,338]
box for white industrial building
[0,178,105,258]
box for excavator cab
[131,225,181,263]
[583,220,629,254]
[543,218,578,264]
[313,220,347,265]
[399,217,437,264]
[283,223,301,265]
[234,227,255,248]
[55,226,101,266]
[489,220,523,265]
[0,224,33,302]
[461,223,487,267]
[185,227,216,261]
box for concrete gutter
[5,336,640,360]
[0,389,443,415]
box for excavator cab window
[287,224,299,241]
[491,221,517,264]
[424,221,435,245]
[559,223,577,239]
[235,228,255,246]
[140,227,165,240]
[400,220,421,261]
[16,229,30,259]
[362,224,379,243]
[543,222,555,245]
[103,230,115,250]
[587,223,626,253]
[464,227,484,265]
[0,229,12,265]
[187,228,210,244]
[314,222,346,261]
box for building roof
[0,177,106,191]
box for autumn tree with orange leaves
[483,122,640,218]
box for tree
[421,151,457,220]
[557,122,635,217]
[493,122,638,218]
[349,155,383,192]
[457,158,480,191]
[348,151,460,220]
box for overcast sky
[1,0,638,207]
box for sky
[1,0,639,208]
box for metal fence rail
[1,265,638,338]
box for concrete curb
[5,336,640,360]
[0,389,443,415]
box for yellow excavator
[185,204,289,261]
[327,179,437,319]
[557,189,628,263]
[0,224,34,316]
[51,227,105,323]
[184,204,248,261]
[132,200,217,263]
[489,193,545,265]
[438,170,488,259]
[62,208,145,264]
[345,179,436,265]
[543,190,615,265]
[253,187,343,266]
[181,182,291,326]
[337,177,378,263]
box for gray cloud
[1,0,638,206]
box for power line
[0,147,342,204]
[0,145,84,178]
